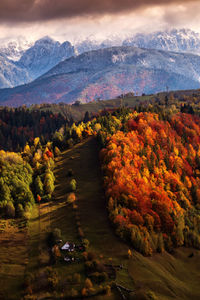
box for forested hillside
[1,88,200,152]
[100,112,200,255]
[0,136,56,220]
[0,107,66,151]
[1,91,200,299]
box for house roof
[61,242,70,250]
[61,242,75,250]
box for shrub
[69,179,77,191]
[67,193,76,204]
[82,238,90,250]
[128,249,132,259]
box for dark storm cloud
[0,0,198,22]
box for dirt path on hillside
[52,137,132,298]
[53,137,129,260]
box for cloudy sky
[0,0,200,43]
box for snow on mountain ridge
[0,36,34,61]
[17,35,75,80]
[1,45,200,107]
[123,28,200,54]
[1,28,200,89]
[0,35,75,88]
[71,28,200,55]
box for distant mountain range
[1,28,200,89]
[17,36,75,81]
[0,54,30,88]
[74,35,123,54]
[1,28,200,106]
[0,36,75,88]
[123,28,200,53]
[0,36,33,61]
[0,46,200,107]
[75,28,200,54]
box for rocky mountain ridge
[0,46,200,107]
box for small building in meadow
[61,242,75,252]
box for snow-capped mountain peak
[0,36,34,61]
[123,28,200,54]
[0,35,75,89]
[1,28,200,90]
[34,36,59,46]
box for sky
[0,0,200,43]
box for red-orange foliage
[45,149,53,158]
[101,112,200,254]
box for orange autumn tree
[100,112,200,255]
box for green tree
[16,203,24,218]
[0,179,11,202]
[35,176,44,196]
[6,202,15,218]
[44,170,55,195]
[69,179,77,191]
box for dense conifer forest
[0,107,66,151]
